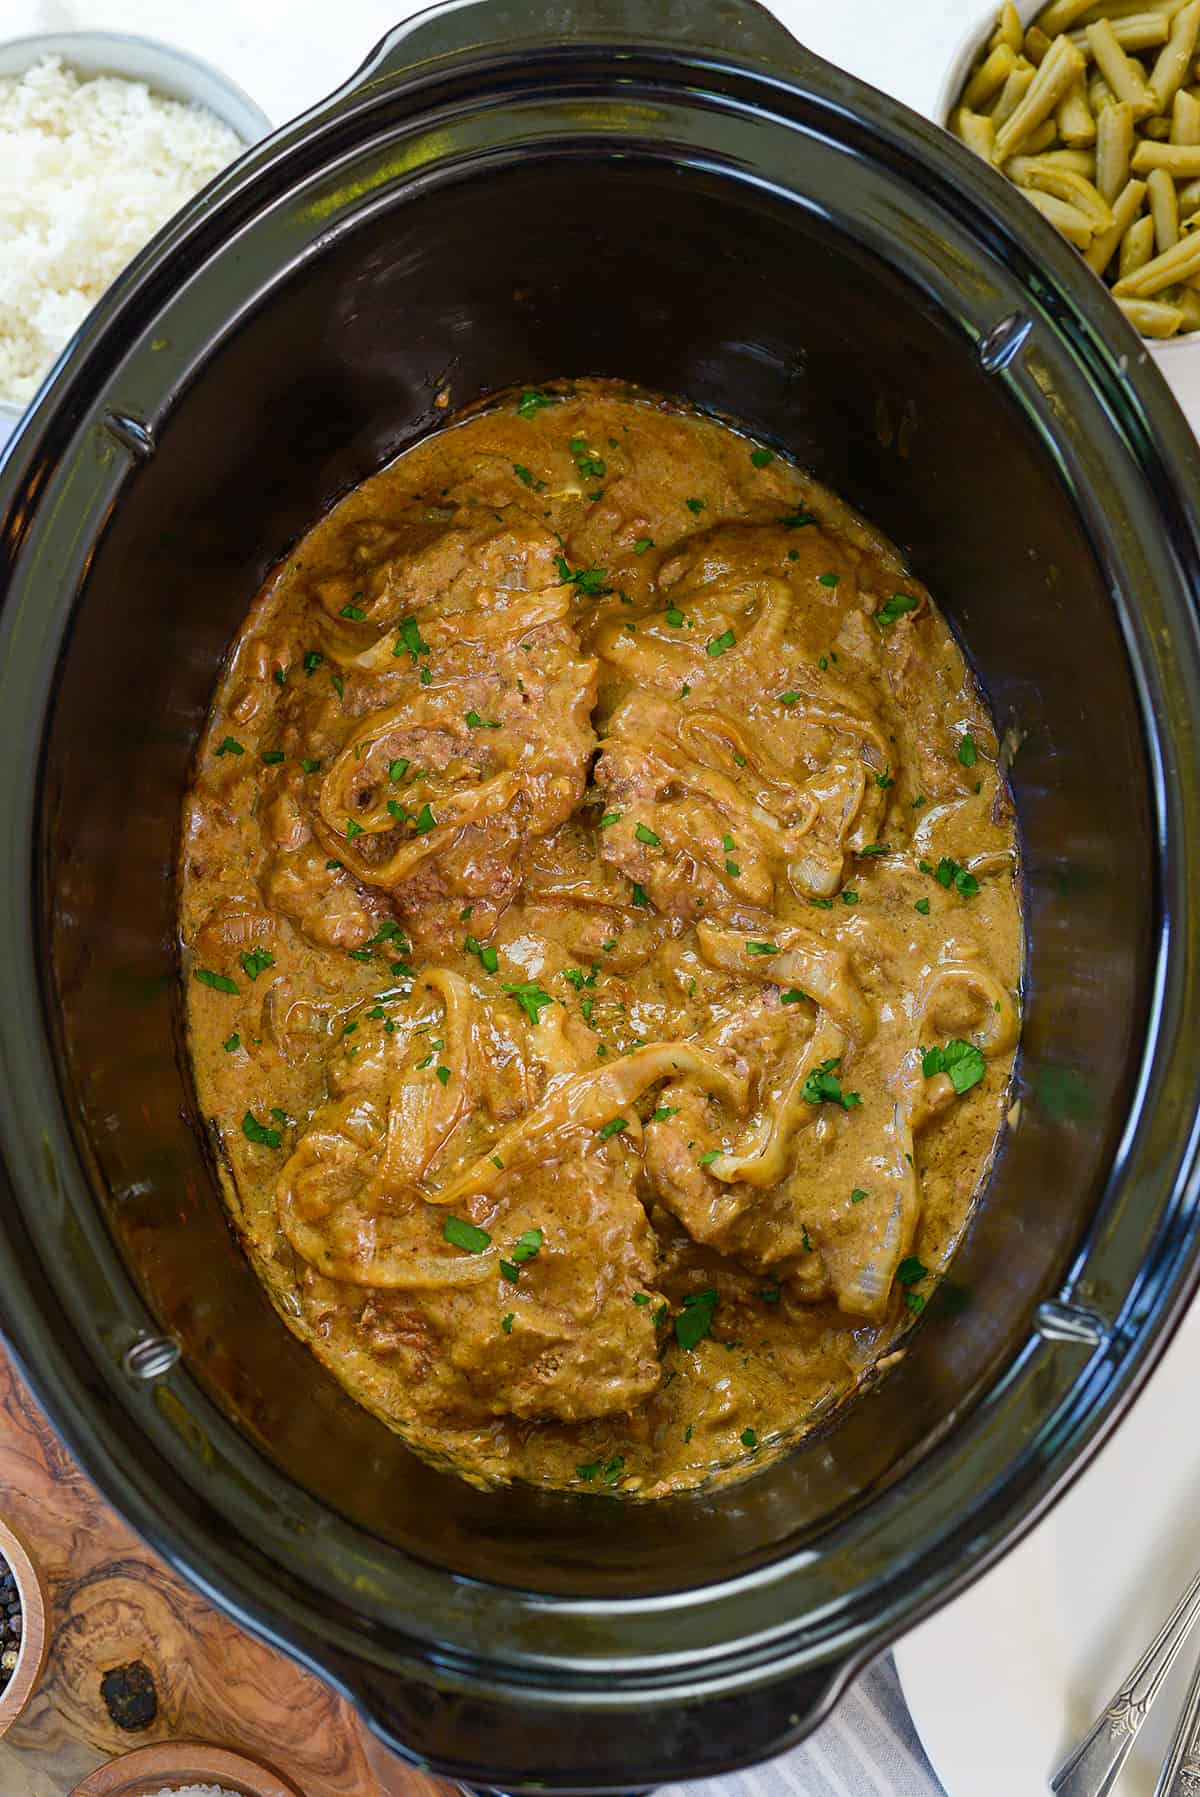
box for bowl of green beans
[937,0,1200,375]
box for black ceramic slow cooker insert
[2,0,1200,1788]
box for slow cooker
[2,0,1200,1787]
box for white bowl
[933,0,1200,432]
[0,30,272,453]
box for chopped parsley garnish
[215,736,244,757]
[632,1292,651,1306]
[850,1187,867,1204]
[386,800,407,822]
[303,650,323,676]
[680,682,691,698]
[340,603,365,619]
[599,810,623,828]
[779,989,807,1004]
[301,757,322,773]
[906,1292,926,1314]
[635,822,661,847]
[809,896,833,909]
[570,436,607,480]
[860,843,889,856]
[818,657,828,671]
[510,1221,542,1265]
[394,615,431,663]
[240,947,275,981]
[465,710,501,729]
[725,859,741,878]
[598,1116,629,1140]
[697,1148,722,1166]
[675,1288,718,1350]
[326,859,342,871]
[193,967,238,995]
[958,733,978,767]
[347,947,373,962]
[877,592,917,626]
[842,890,859,905]
[665,606,685,626]
[242,1111,281,1148]
[706,629,736,658]
[501,1312,514,1333]
[554,554,608,595]
[633,537,654,555]
[513,462,546,490]
[818,572,839,587]
[491,1154,504,1170]
[260,749,285,765]
[759,1285,781,1304]
[801,1057,861,1110]
[897,1255,928,1287]
[922,1039,986,1095]
[503,980,555,1025]
[935,856,980,898]
[388,758,409,782]
[365,921,405,947]
[413,803,437,834]
[576,1462,600,1481]
[272,668,286,687]
[331,674,345,700]
[436,1064,452,1086]
[740,1427,758,1448]
[745,941,778,956]
[562,964,597,991]
[915,897,931,914]
[444,1216,491,1253]
[685,497,704,514]
[223,1032,240,1052]
[780,511,815,528]
[876,769,894,788]
[652,1105,679,1122]
[751,448,774,468]
[465,935,499,974]
[345,817,363,840]
[778,691,800,706]
[601,1455,625,1486]
[517,389,555,418]
[630,882,650,909]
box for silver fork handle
[1155,1642,1200,1797]
[1052,1568,1200,1797]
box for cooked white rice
[144,1786,241,1796]
[0,55,242,408]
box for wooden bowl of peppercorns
[0,1513,48,1736]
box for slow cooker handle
[351,0,816,87]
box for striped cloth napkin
[660,1658,944,1797]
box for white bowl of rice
[0,32,271,450]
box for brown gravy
[179,382,1022,1495]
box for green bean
[964,43,1020,110]
[1087,17,1159,110]
[1119,208,1158,270]
[1096,98,1136,195]
[1042,0,1103,31]
[1069,12,1170,50]
[992,2,1024,50]
[1112,216,1200,285]
[1085,174,1149,268]
[994,35,1089,159]
[1010,155,1116,222]
[1058,76,1101,138]
[953,106,998,160]
[993,65,1037,125]
[1115,293,1186,327]
[1026,188,1099,240]
[1131,136,1200,166]
[1172,85,1200,134]
[1025,24,1053,61]
[1149,0,1200,104]
[1148,161,1182,241]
